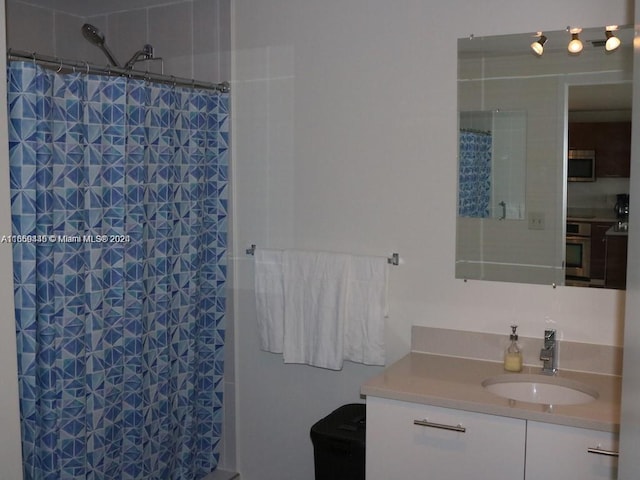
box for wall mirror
[456,25,633,289]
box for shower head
[81,23,105,46]
[81,23,121,68]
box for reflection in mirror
[456,26,633,288]
[459,110,526,220]
[565,83,632,289]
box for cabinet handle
[587,447,619,457]
[413,419,466,433]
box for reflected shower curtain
[8,61,229,480]
[458,130,491,218]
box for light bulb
[531,34,547,56]
[605,30,621,51]
[531,42,543,55]
[568,33,583,54]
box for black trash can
[310,403,366,480]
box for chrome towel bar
[587,447,619,457]
[245,244,400,266]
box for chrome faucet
[539,329,558,375]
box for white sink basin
[482,374,598,405]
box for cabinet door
[568,122,631,178]
[366,397,526,480]
[595,122,632,178]
[525,421,618,480]
[590,222,614,282]
[605,235,628,289]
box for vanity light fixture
[605,26,621,51]
[530,33,547,56]
[567,27,583,54]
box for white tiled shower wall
[5,0,231,83]
[4,0,236,472]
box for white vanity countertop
[361,352,621,433]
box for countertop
[566,208,629,235]
[567,208,619,223]
[606,223,629,236]
[361,352,621,432]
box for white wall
[231,0,632,478]
[0,0,25,476]
[618,0,640,476]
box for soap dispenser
[504,325,523,372]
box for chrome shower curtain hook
[56,59,63,73]
[85,61,90,74]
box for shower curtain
[8,61,229,480]
[458,130,492,218]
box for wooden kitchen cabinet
[590,222,614,283]
[568,122,631,177]
[366,396,526,480]
[605,234,628,289]
[525,421,618,480]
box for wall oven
[566,222,591,279]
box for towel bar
[245,244,400,266]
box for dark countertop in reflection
[606,222,629,236]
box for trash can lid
[310,403,366,444]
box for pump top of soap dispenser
[510,325,519,341]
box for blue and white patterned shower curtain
[458,130,492,218]
[7,61,228,480]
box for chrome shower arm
[124,44,154,70]
[99,44,121,68]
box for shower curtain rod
[7,49,230,93]
[460,127,491,135]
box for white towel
[254,248,285,353]
[282,250,350,370]
[344,255,388,366]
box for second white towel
[255,248,285,353]
[343,254,388,366]
[282,250,351,370]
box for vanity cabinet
[525,421,618,480]
[366,396,619,480]
[366,396,526,480]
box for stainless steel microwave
[568,150,596,182]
